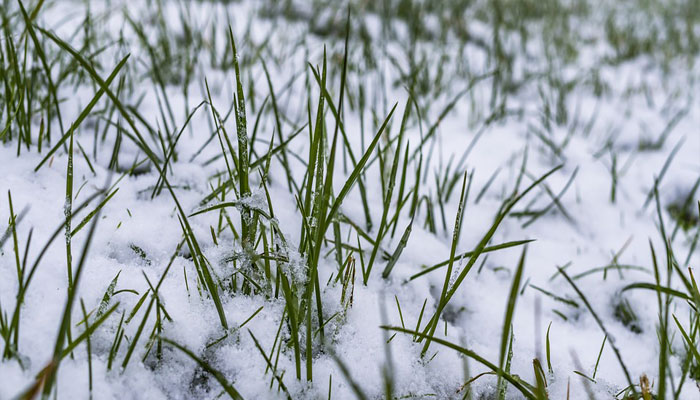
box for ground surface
[1,1,699,399]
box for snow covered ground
[1,1,699,399]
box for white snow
[1,0,699,399]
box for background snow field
[1,0,699,399]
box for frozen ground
[1,1,699,399]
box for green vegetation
[1,0,699,399]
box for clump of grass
[612,296,643,334]
[668,202,699,232]
[667,181,700,234]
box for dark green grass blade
[672,314,700,364]
[60,303,119,359]
[324,104,397,234]
[409,239,534,281]
[37,26,161,165]
[161,337,244,400]
[18,0,64,135]
[381,215,414,279]
[71,189,119,236]
[620,283,690,301]
[497,246,527,393]
[42,184,107,397]
[34,56,129,171]
[420,166,562,354]
[558,267,637,398]
[248,330,292,400]
[382,326,537,399]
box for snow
[1,0,699,399]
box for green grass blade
[383,326,537,399]
[161,337,244,400]
[497,246,527,393]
